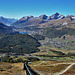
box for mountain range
[0,16,18,26]
[0,13,75,36]
[12,13,75,29]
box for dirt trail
[33,61,45,66]
[31,61,75,75]
[33,62,73,66]
[53,63,75,75]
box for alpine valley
[0,13,75,75]
[0,13,75,53]
[11,13,75,35]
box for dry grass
[48,47,75,54]
[30,61,75,66]
[32,64,69,73]
[32,51,57,56]
[32,46,58,56]
[32,46,75,56]
[29,61,43,65]
[62,65,75,75]
[0,62,24,75]
[30,60,75,74]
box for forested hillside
[0,34,40,53]
[0,22,18,36]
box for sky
[0,0,75,19]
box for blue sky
[0,0,75,19]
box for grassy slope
[29,61,75,75]
[62,64,75,75]
[0,62,24,75]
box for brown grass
[32,46,58,56]
[49,47,75,54]
[30,61,75,66]
[62,65,75,75]
[32,64,69,73]
[32,46,75,56]
[29,60,75,75]
[0,62,24,75]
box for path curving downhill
[53,63,75,75]
[33,61,45,66]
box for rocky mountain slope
[12,13,75,29]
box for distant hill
[0,22,11,32]
[0,16,18,25]
[0,22,18,36]
[45,27,75,38]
